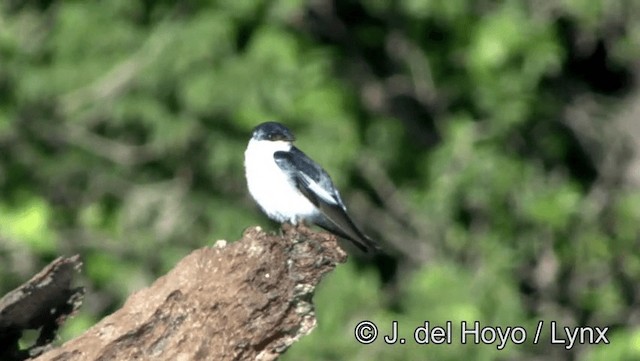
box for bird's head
[251,122,296,143]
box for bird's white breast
[244,139,317,223]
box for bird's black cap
[252,121,296,142]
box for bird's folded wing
[274,149,376,252]
[273,148,338,206]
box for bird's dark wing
[274,147,378,252]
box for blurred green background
[1,0,640,360]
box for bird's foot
[281,220,311,235]
[296,220,312,232]
[281,222,294,233]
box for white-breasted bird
[244,121,378,252]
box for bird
[244,121,378,252]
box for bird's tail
[314,217,380,253]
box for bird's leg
[281,219,318,248]
[296,219,323,251]
[282,218,307,233]
[280,221,294,236]
[296,219,311,232]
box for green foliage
[0,196,55,254]
[1,0,639,360]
